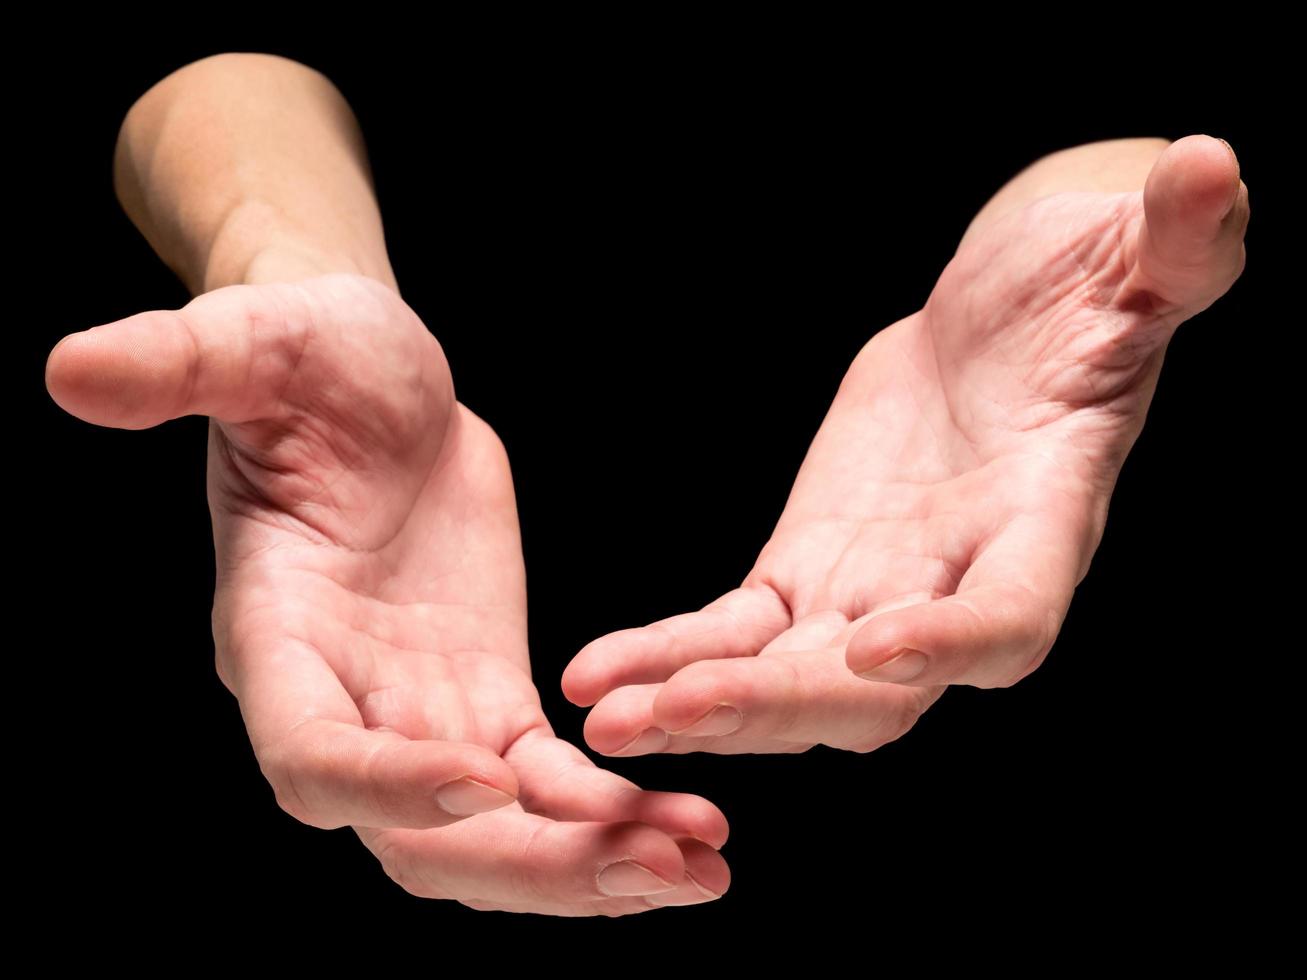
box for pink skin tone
[44,130,1248,914]
[562,135,1250,757]
[45,272,729,916]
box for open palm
[46,271,729,915]
[563,135,1249,756]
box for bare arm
[47,52,734,914]
[112,51,398,293]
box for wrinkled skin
[46,272,729,916]
[563,135,1250,757]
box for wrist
[237,242,364,288]
[202,199,397,293]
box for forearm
[112,52,398,294]
[959,136,1174,250]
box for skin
[45,52,1252,910]
[562,134,1250,757]
[45,269,730,916]
[45,53,729,916]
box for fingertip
[45,334,73,408]
[592,820,691,898]
[678,838,731,899]
[40,313,190,430]
[689,808,731,851]
[646,842,731,907]
[614,822,690,885]
[434,775,518,817]
[452,746,521,799]
[712,819,730,852]
[390,740,520,824]
[850,647,930,684]
[847,604,952,684]
[44,329,100,421]
[651,661,730,734]
[844,614,912,676]
[559,657,601,707]
[1206,135,1243,217]
[655,796,731,851]
[603,726,670,758]
[580,703,627,756]
[45,330,74,373]
[1222,178,1251,232]
[1210,134,1240,175]
[1149,134,1242,225]
[582,684,663,756]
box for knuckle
[1001,603,1063,688]
[881,704,922,747]
[261,759,309,823]
[847,735,880,754]
[209,604,237,695]
[977,590,1062,689]
[1232,243,1248,282]
[1006,645,1050,688]
[373,839,442,900]
[992,661,1028,691]
[386,866,441,900]
[877,692,937,750]
[993,662,1029,689]
[257,737,331,829]
[212,648,236,695]
[848,732,890,754]
[849,696,923,754]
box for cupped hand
[45,270,729,914]
[563,134,1249,756]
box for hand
[563,135,1249,756]
[45,271,729,914]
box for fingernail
[668,704,743,737]
[685,870,723,899]
[1213,137,1242,215]
[857,649,928,683]
[646,873,724,906]
[612,727,669,756]
[597,860,677,897]
[435,777,515,816]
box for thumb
[45,280,309,429]
[1130,133,1249,318]
[845,514,1081,689]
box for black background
[24,32,1286,953]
